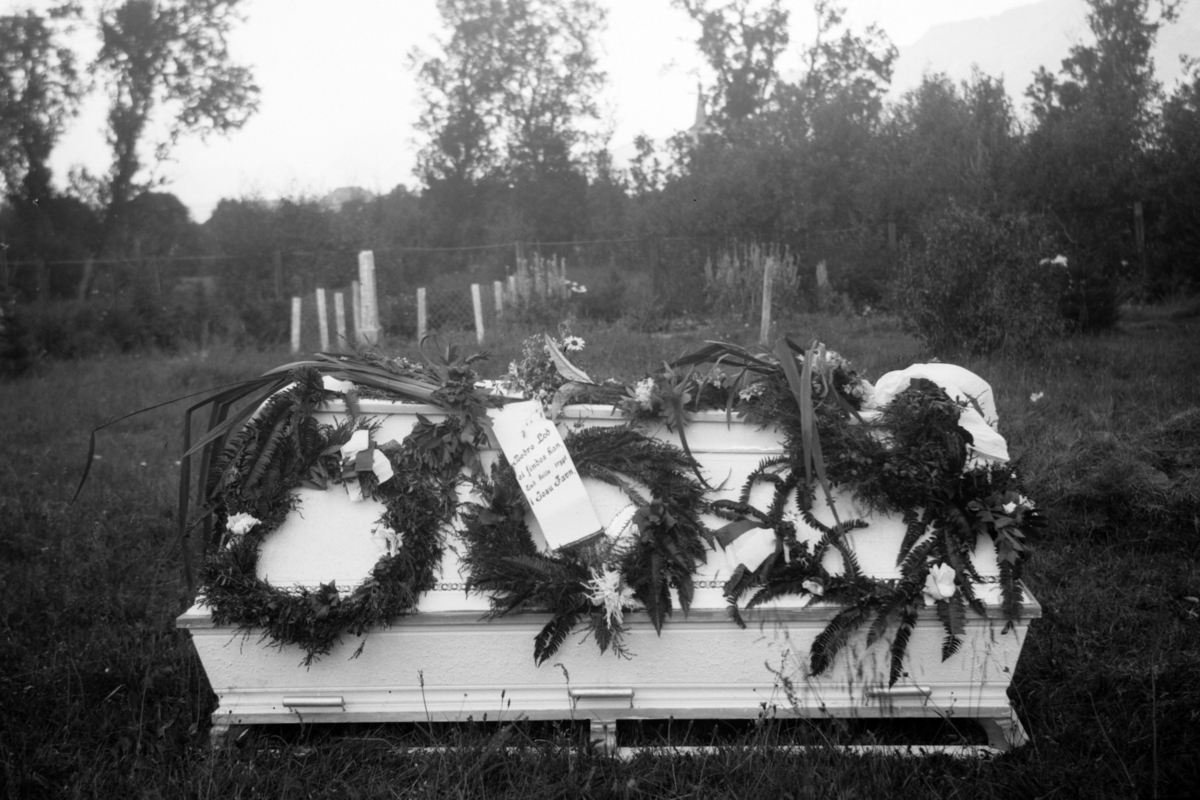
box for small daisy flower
[562,335,585,352]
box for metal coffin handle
[283,696,346,709]
[569,688,634,704]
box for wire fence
[0,226,903,347]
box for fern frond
[896,509,930,567]
[999,560,1024,623]
[865,591,906,649]
[936,595,966,661]
[888,606,919,686]
[810,604,870,676]
[897,537,938,581]
[534,610,581,665]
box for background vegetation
[3,0,1200,365]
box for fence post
[471,283,485,344]
[315,288,330,351]
[351,279,361,335]
[334,292,347,350]
[356,251,381,345]
[416,287,427,341]
[290,296,302,353]
[759,256,775,345]
[493,280,504,319]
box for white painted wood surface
[180,401,1039,751]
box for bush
[1057,252,1121,333]
[889,206,1067,355]
[0,293,35,380]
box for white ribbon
[724,526,778,573]
[322,376,356,394]
[340,430,394,501]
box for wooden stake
[334,292,347,350]
[315,288,330,351]
[290,296,302,353]
[759,256,775,345]
[493,280,504,319]
[351,279,361,335]
[472,283,485,344]
[417,287,427,341]
[356,251,380,345]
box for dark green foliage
[809,603,871,676]
[890,206,1069,355]
[459,426,710,662]
[0,293,34,379]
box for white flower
[738,382,765,401]
[586,568,635,628]
[633,377,656,410]
[562,335,586,352]
[923,563,957,606]
[801,578,824,597]
[1002,501,1018,514]
[226,512,260,537]
[372,524,401,556]
[1030,391,1044,403]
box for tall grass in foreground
[1,309,1198,798]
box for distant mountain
[890,0,1200,108]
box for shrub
[889,206,1067,355]
[0,293,35,380]
[1057,252,1121,333]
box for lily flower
[923,563,958,606]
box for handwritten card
[488,401,603,550]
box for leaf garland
[180,336,1042,681]
[673,340,1044,683]
[458,426,709,663]
[196,351,495,665]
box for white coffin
[179,401,1040,751]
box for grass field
[2,308,1198,798]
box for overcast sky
[6,0,1042,221]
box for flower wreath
[198,366,474,665]
[458,425,711,663]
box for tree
[1021,0,1179,260]
[412,0,607,244]
[93,0,258,250]
[671,0,789,127]
[0,4,81,208]
[1152,61,1200,292]
[796,0,894,120]
[878,70,1019,228]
